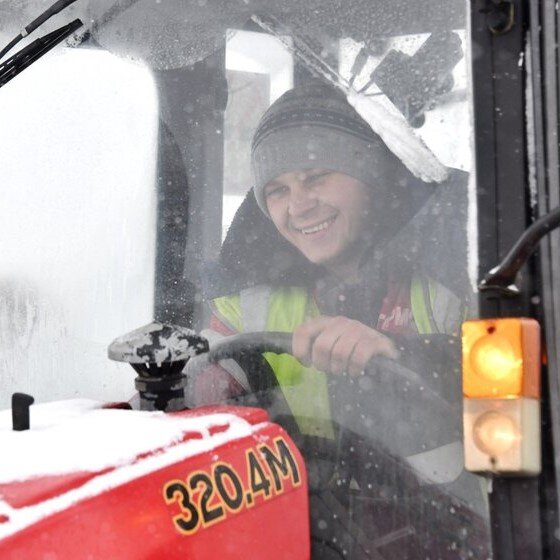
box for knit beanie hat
[251,83,406,216]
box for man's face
[264,169,371,276]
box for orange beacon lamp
[462,318,541,475]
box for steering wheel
[186,332,490,560]
[186,331,462,461]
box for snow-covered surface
[347,90,449,183]
[0,400,257,482]
[464,16,480,295]
[525,34,538,211]
[108,322,206,364]
[0,399,266,539]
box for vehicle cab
[0,0,558,558]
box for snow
[0,399,256,483]
[0,399,265,539]
[347,90,449,183]
[525,34,538,211]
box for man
[190,83,488,560]
[192,83,467,425]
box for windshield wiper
[0,0,82,61]
[0,0,83,89]
[0,19,82,89]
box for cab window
[1,1,491,558]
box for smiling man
[263,169,371,279]
[188,82,480,560]
[193,83,465,416]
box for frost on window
[0,49,158,407]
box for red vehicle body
[0,402,309,559]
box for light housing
[462,318,541,475]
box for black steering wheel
[186,331,462,457]
[186,332,490,560]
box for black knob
[12,392,34,431]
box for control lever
[108,322,208,412]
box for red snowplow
[0,323,310,559]
[0,402,309,559]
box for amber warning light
[462,318,541,475]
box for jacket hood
[204,168,469,300]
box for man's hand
[292,316,399,376]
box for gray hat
[251,84,401,216]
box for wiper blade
[0,0,82,61]
[0,19,83,89]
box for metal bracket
[480,0,515,35]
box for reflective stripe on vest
[410,276,464,335]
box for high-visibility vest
[209,276,463,438]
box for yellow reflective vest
[210,276,463,437]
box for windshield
[0,0,490,557]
